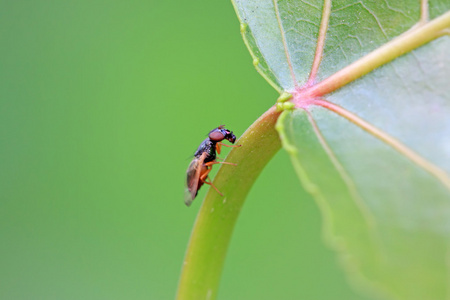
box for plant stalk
[177,106,281,300]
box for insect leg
[218,142,242,149]
[203,179,224,196]
[198,166,224,196]
[216,143,222,155]
[204,161,237,167]
[199,167,212,182]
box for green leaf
[179,1,450,299]
[234,0,450,299]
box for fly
[185,125,241,206]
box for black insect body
[185,126,240,206]
[194,138,217,163]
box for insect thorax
[194,138,216,163]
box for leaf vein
[383,0,412,20]
[272,0,297,87]
[305,109,379,234]
[357,2,389,39]
[300,0,321,11]
[331,2,388,39]
[308,0,331,83]
[311,99,450,190]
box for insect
[185,126,241,206]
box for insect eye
[209,131,225,141]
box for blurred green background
[1,1,370,299]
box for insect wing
[184,153,207,206]
[185,159,199,205]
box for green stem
[177,106,281,300]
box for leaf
[177,1,450,300]
[231,0,450,299]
